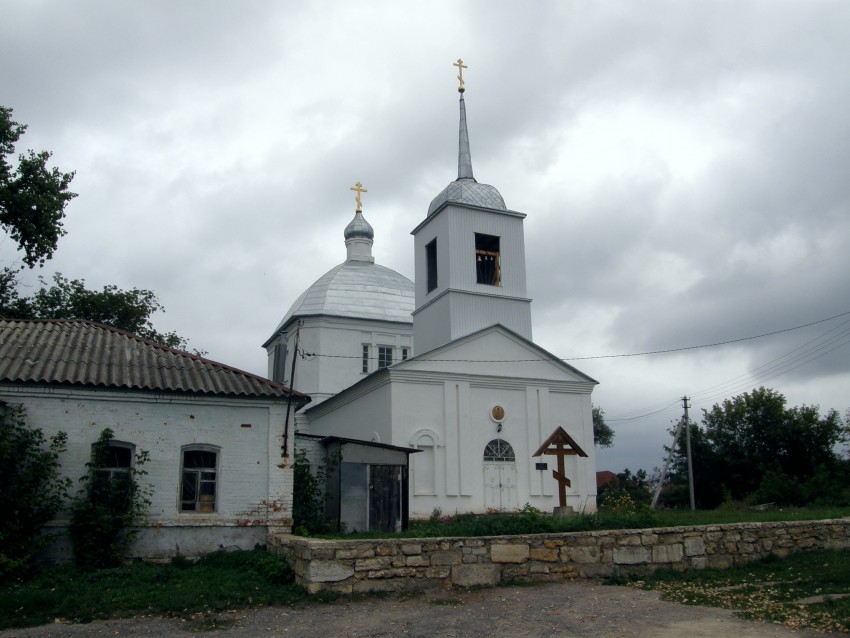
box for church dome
[273,260,414,332]
[344,211,374,240]
[427,178,506,216]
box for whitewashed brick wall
[1,385,295,560]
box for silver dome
[344,211,374,240]
[274,260,414,332]
[427,178,506,216]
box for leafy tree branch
[1,106,76,268]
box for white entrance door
[483,462,518,511]
[483,438,518,511]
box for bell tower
[411,60,533,354]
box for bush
[69,429,151,569]
[0,405,70,581]
[292,448,337,535]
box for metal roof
[343,211,374,240]
[426,92,507,216]
[427,178,507,216]
[271,259,414,334]
[0,319,307,400]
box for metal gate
[368,465,402,532]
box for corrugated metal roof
[0,319,307,400]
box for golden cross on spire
[453,58,468,93]
[350,181,367,212]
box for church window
[401,347,409,361]
[426,239,438,292]
[475,233,501,286]
[181,446,219,512]
[378,345,393,369]
[362,344,370,373]
[483,438,515,462]
[272,343,288,383]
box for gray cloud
[3,0,848,473]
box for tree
[0,405,71,581]
[1,106,76,268]
[663,388,848,508]
[598,468,652,509]
[593,405,614,448]
[0,271,191,351]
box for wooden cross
[350,181,367,212]
[453,58,468,92]
[533,426,589,508]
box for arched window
[483,439,515,462]
[180,445,220,513]
[91,440,135,481]
[413,433,436,495]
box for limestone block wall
[270,518,850,595]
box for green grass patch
[629,549,850,633]
[0,548,308,631]
[652,506,850,527]
[312,506,850,540]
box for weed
[430,598,462,606]
[0,549,307,631]
[633,549,850,633]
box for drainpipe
[281,320,302,459]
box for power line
[308,309,850,364]
[607,315,850,423]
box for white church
[263,64,599,527]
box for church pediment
[395,325,597,385]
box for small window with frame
[181,446,219,513]
[378,345,393,369]
[90,440,135,511]
[362,344,370,373]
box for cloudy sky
[3,1,849,474]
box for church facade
[266,65,598,524]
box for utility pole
[683,396,695,511]
[651,415,684,509]
[651,396,696,510]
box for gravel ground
[1,579,837,638]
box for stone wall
[270,518,850,595]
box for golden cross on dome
[453,58,468,92]
[350,181,367,212]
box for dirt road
[1,579,837,637]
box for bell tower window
[426,239,438,292]
[475,233,500,286]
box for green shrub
[69,429,151,569]
[292,448,337,535]
[0,405,71,582]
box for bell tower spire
[454,59,475,181]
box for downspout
[281,320,302,459]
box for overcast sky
[2,0,848,474]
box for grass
[0,548,309,631]
[626,549,850,633]
[311,505,850,540]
